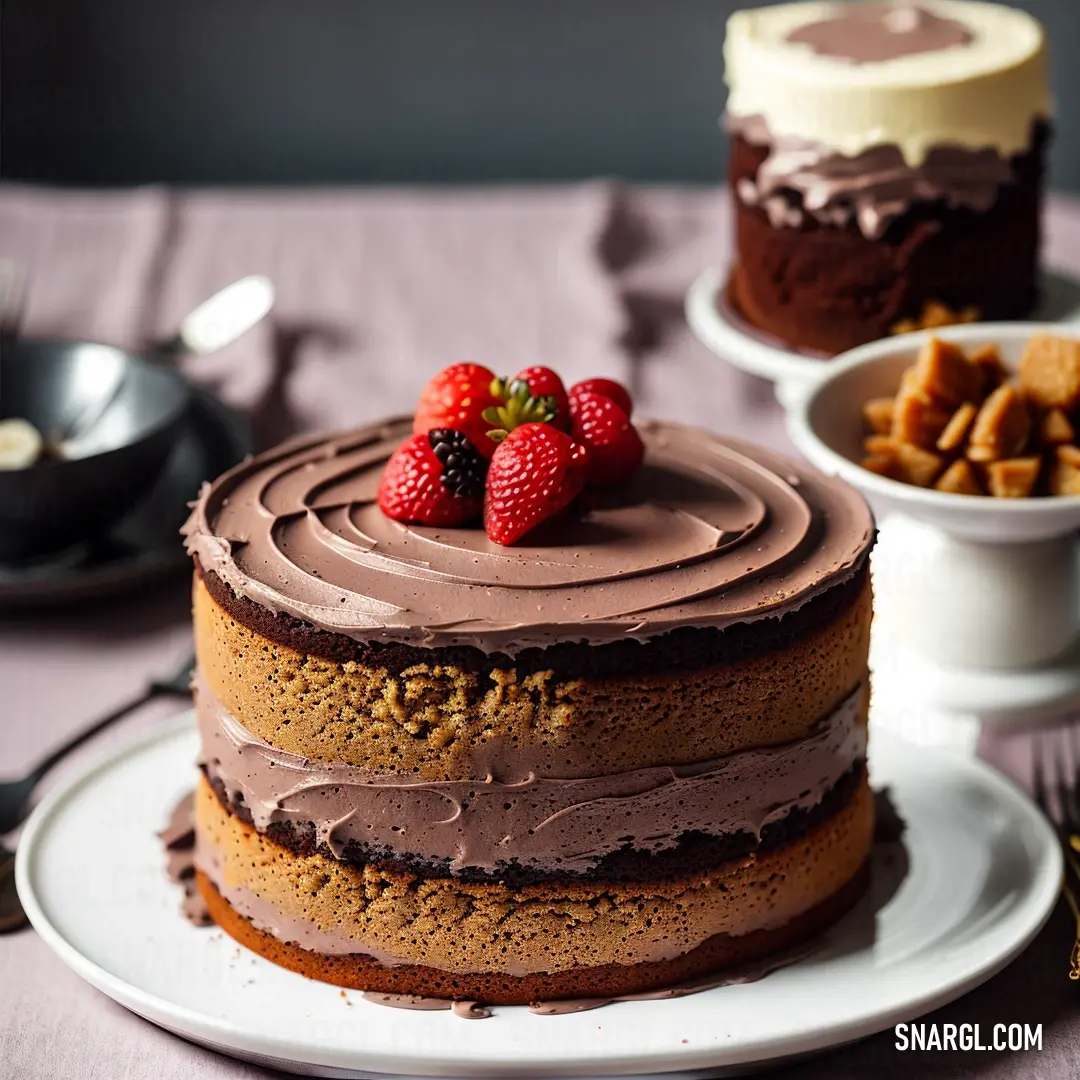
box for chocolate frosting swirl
[183,418,872,654]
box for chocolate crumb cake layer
[184,416,876,1002]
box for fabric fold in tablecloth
[5,183,1080,1080]
[2,183,636,445]
[0,186,174,349]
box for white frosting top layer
[724,1,1051,164]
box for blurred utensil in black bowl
[0,341,190,561]
[0,275,273,563]
[0,386,251,608]
[0,260,26,359]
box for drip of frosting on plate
[359,942,817,1016]
[159,792,210,926]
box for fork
[0,649,195,933]
[1032,729,1080,980]
[0,650,195,837]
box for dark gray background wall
[3,0,1077,188]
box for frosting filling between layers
[727,112,1024,240]
[196,673,867,876]
[193,777,875,976]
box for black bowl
[0,339,190,561]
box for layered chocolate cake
[724,0,1051,355]
[184,405,876,1004]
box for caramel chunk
[968,384,1031,462]
[861,331,1080,498]
[891,301,980,336]
[893,442,944,487]
[936,403,978,453]
[909,337,983,406]
[1057,444,1080,469]
[922,302,954,329]
[1019,333,1080,410]
[986,457,1041,499]
[923,300,979,329]
[862,397,895,435]
[891,374,953,449]
[968,344,1008,395]
[861,454,900,479]
[1050,458,1080,496]
[1041,408,1076,445]
[934,459,983,496]
[863,434,897,456]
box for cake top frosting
[183,417,873,653]
[785,3,974,64]
[724,0,1050,164]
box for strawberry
[378,429,485,526]
[569,391,644,486]
[569,377,633,419]
[413,364,501,459]
[514,366,571,430]
[484,423,589,545]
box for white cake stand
[683,268,831,409]
[785,323,1080,732]
[685,266,1080,410]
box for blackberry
[428,428,487,499]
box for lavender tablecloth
[3,184,1080,1079]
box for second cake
[724,0,1051,355]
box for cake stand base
[870,514,1080,733]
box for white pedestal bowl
[786,323,1080,729]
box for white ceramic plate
[16,712,1061,1079]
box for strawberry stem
[484,376,557,441]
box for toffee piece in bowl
[0,339,190,562]
[787,323,1080,677]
